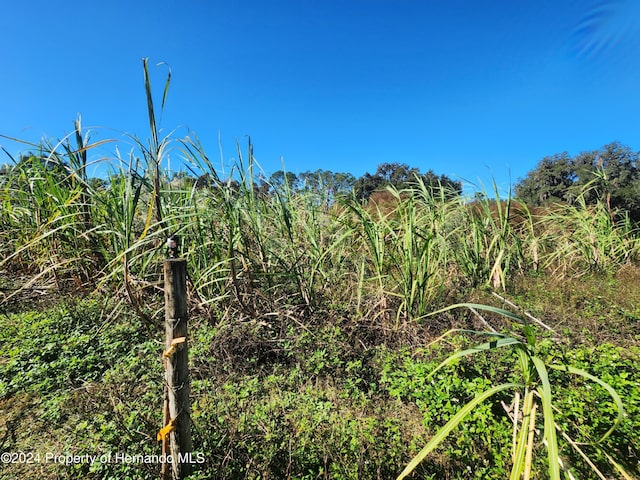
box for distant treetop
[515,142,640,221]
[352,162,462,201]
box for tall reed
[1,62,639,324]
[539,195,639,275]
[450,182,528,291]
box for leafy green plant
[398,303,627,480]
[0,299,153,401]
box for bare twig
[491,291,556,333]
[469,306,498,332]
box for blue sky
[2,0,639,193]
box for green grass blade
[427,337,523,379]
[159,62,172,113]
[397,382,519,480]
[532,356,560,480]
[142,57,158,152]
[601,449,636,480]
[425,302,528,325]
[549,364,625,443]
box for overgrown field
[1,134,639,479]
[1,69,639,478]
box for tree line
[2,141,639,220]
[173,162,462,202]
[515,141,640,221]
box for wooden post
[161,257,192,479]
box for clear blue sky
[2,0,639,193]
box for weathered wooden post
[160,235,192,479]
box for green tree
[353,162,462,201]
[298,169,355,198]
[269,170,299,191]
[195,173,216,189]
[572,142,640,218]
[516,142,640,221]
[352,171,386,201]
[515,153,575,205]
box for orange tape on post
[162,336,187,359]
[157,418,177,442]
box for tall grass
[1,135,639,321]
[540,195,639,275]
[1,61,639,324]
[341,182,453,325]
[448,183,533,291]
